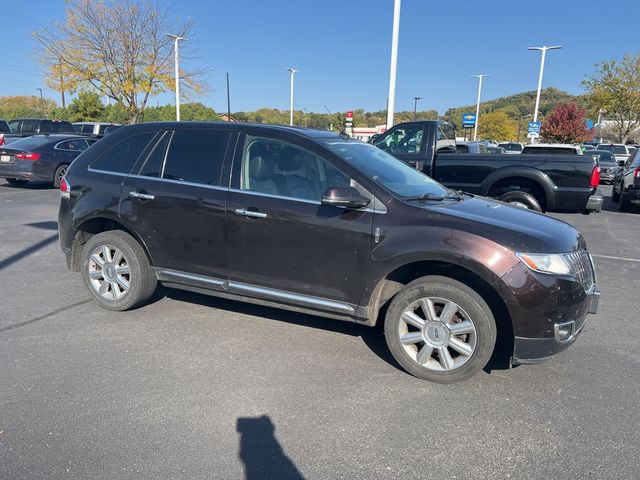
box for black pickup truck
[373,121,603,213]
[3,118,75,145]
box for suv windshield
[322,140,450,199]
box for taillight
[634,168,640,179]
[60,177,70,199]
[15,153,41,161]
[0,134,4,146]
[590,166,601,188]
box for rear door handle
[234,208,267,219]
[129,191,155,200]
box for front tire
[81,230,157,311]
[5,178,29,186]
[384,276,496,383]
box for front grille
[565,250,595,291]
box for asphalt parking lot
[1,182,639,480]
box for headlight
[516,252,572,276]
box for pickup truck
[372,120,603,213]
[4,118,75,144]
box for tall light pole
[386,0,401,129]
[36,88,44,116]
[413,96,421,120]
[527,45,562,143]
[167,34,187,121]
[472,74,490,141]
[286,67,298,126]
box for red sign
[346,111,353,119]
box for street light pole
[413,96,421,120]
[286,67,298,126]
[386,0,401,129]
[527,45,562,143]
[167,34,187,121]
[472,74,489,141]
[36,88,44,116]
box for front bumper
[499,261,599,365]
[585,188,604,212]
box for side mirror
[321,186,370,209]
[618,160,626,166]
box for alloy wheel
[87,244,131,301]
[397,296,477,371]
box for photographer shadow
[237,415,305,480]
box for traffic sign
[346,111,353,119]
[528,121,541,134]
[462,113,476,128]
[527,132,540,139]
[585,119,594,130]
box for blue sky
[1,0,636,115]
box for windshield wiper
[404,191,463,202]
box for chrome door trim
[155,268,356,315]
[228,281,355,314]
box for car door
[225,132,375,312]
[120,127,237,280]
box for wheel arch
[367,260,514,349]
[69,215,153,271]
[481,167,557,211]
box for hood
[417,195,586,254]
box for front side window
[323,139,449,199]
[241,137,350,201]
[374,125,424,155]
[161,130,231,186]
[91,131,157,174]
[8,120,21,133]
[21,120,39,133]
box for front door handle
[129,191,155,200]
[234,208,267,219]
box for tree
[0,95,57,120]
[67,91,105,122]
[582,54,640,143]
[32,0,205,124]
[540,103,591,143]
[477,111,517,141]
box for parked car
[486,146,506,154]
[0,119,11,145]
[596,143,631,163]
[497,142,523,154]
[583,150,619,183]
[373,121,603,213]
[0,134,96,187]
[612,148,640,211]
[72,122,119,136]
[58,122,599,383]
[521,144,583,155]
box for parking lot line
[591,254,640,263]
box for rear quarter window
[90,131,158,174]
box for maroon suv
[58,122,600,383]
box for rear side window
[21,120,39,133]
[56,139,89,151]
[8,120,21,133]
[0,122,10,134]
[81,125,94,134]
[90,132,157,174]
[161,130,231,186]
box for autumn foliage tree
[477,111,517,141]
[32,0,205,123]
[540,103,591,143]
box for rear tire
[497,191,542,212]
[53,164,69,188]
[384,276,497,383]
[5,178,29,186]
[81,230,157,311]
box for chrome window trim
[87,168,230,192]
[228,188,387,214]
